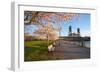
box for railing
[63,37,90,48]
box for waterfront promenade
[49,40,90,59]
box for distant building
[68,26,81,37]
[69,33,80,37]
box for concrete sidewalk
[50,40,90,59]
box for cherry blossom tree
[24,11,79,46]
[34,23,59,45]
[24,11,79,25]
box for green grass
[24,40,55,61]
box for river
[84,41,90,48]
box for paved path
[50,40,90,59]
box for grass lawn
[24,40,55,61]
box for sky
[24,13,90,37]
[60,13,90,37]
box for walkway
[50,40,90,59]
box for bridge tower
[69,26,72,35]
[77,28,80,36]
